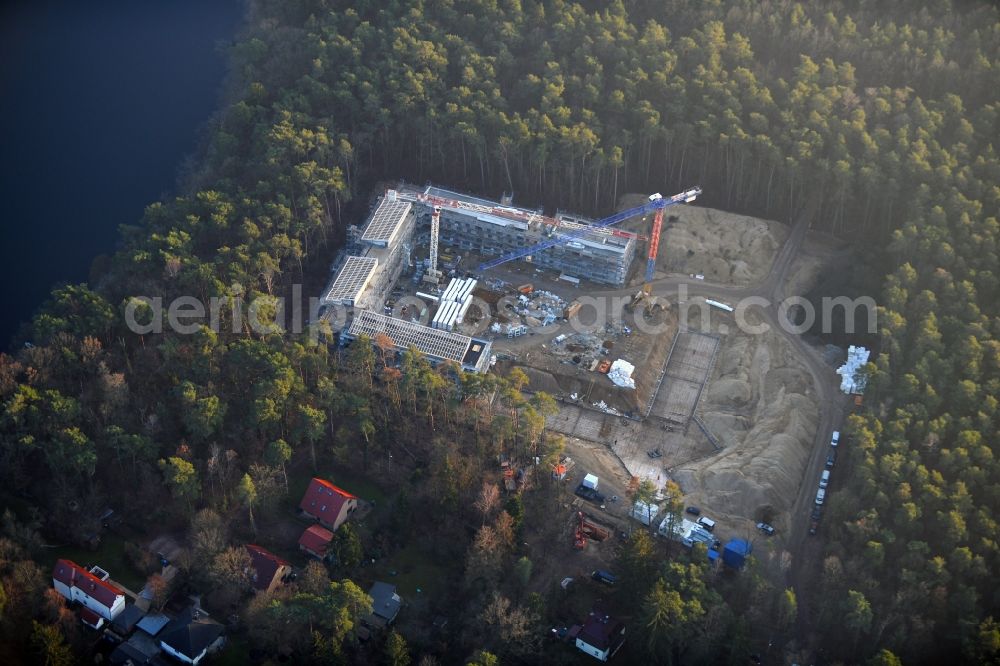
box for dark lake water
[0,0,242,349]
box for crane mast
[423,206,442,285]
[643,208,665,292]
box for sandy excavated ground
[672,310,820,533]
[502,309,679,415]
[617,194,790,287]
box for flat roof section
[462,339,489,368]
[323,256,379,305]
[361,196,412,245]
[424,186,500,209]
[348,310,473,364]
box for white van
[820,470,831,489]
[697,516,716,532]
[831,431,841,447]
[815,488,826,505]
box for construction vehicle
[477,187,702,271]
[573,511,610,550]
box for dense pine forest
[2,0,999,664]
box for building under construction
[322,191,493,372]
[320,193,415,311]
[399,185,638,286]
[321,183,646,372]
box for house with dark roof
[367,582,402,627]
[245,544,292,594]
[298,524,334,559]
[109,632,162,665]
[575,610,626,662]
[158,607,225,665]
[299,478,359,531]
[110,603,146,636]
[52,559,126,621]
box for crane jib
[476,186,701,271]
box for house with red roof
[575,609,626,662]
[245,544,292,594]
[52,559,126,621]
[299,477,359,531]
[298,524,334,559]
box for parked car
[575,485,605,503]
[810,506,822,521]
[820,470,831,489]
[815,488,826,505]
[831,430,841,447]
[697,516,716,532]
[808,520,819,536]
[756,522,775,535]
[685,506,701,516]
[826,453,836,468]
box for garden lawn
[371,544,447,599]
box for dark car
[826,453,836,468]
[685,506,701,516]
[810,506,822,521]
[808,520,820,535]
[575,484,605,503]
[591,570,617,585]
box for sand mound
[675,327,819,529]
[706,378,752,407]
[660,206,789,285]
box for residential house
[109,603,146,636]
[367,582,402,627]
[109,633,161,665]
[52,559,126,621]
[575,610,626,662]
[298,524,334,559]
[158,607,225,666]
[299,478,359,531]
[245,544,292,594]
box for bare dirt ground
[616,193,790,287]
[443,195,839,548]
[672,308,820,536]
[519,437,637,595]
[498,307,678,414]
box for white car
[756,522,775,535]
[831,430,840,447]
[815,488,826,505]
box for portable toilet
[722,539,752,569]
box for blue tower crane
[477,186,702,272]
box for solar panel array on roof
[322,256,379,305]
[361,196,412,245]
[348,310,472,363]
